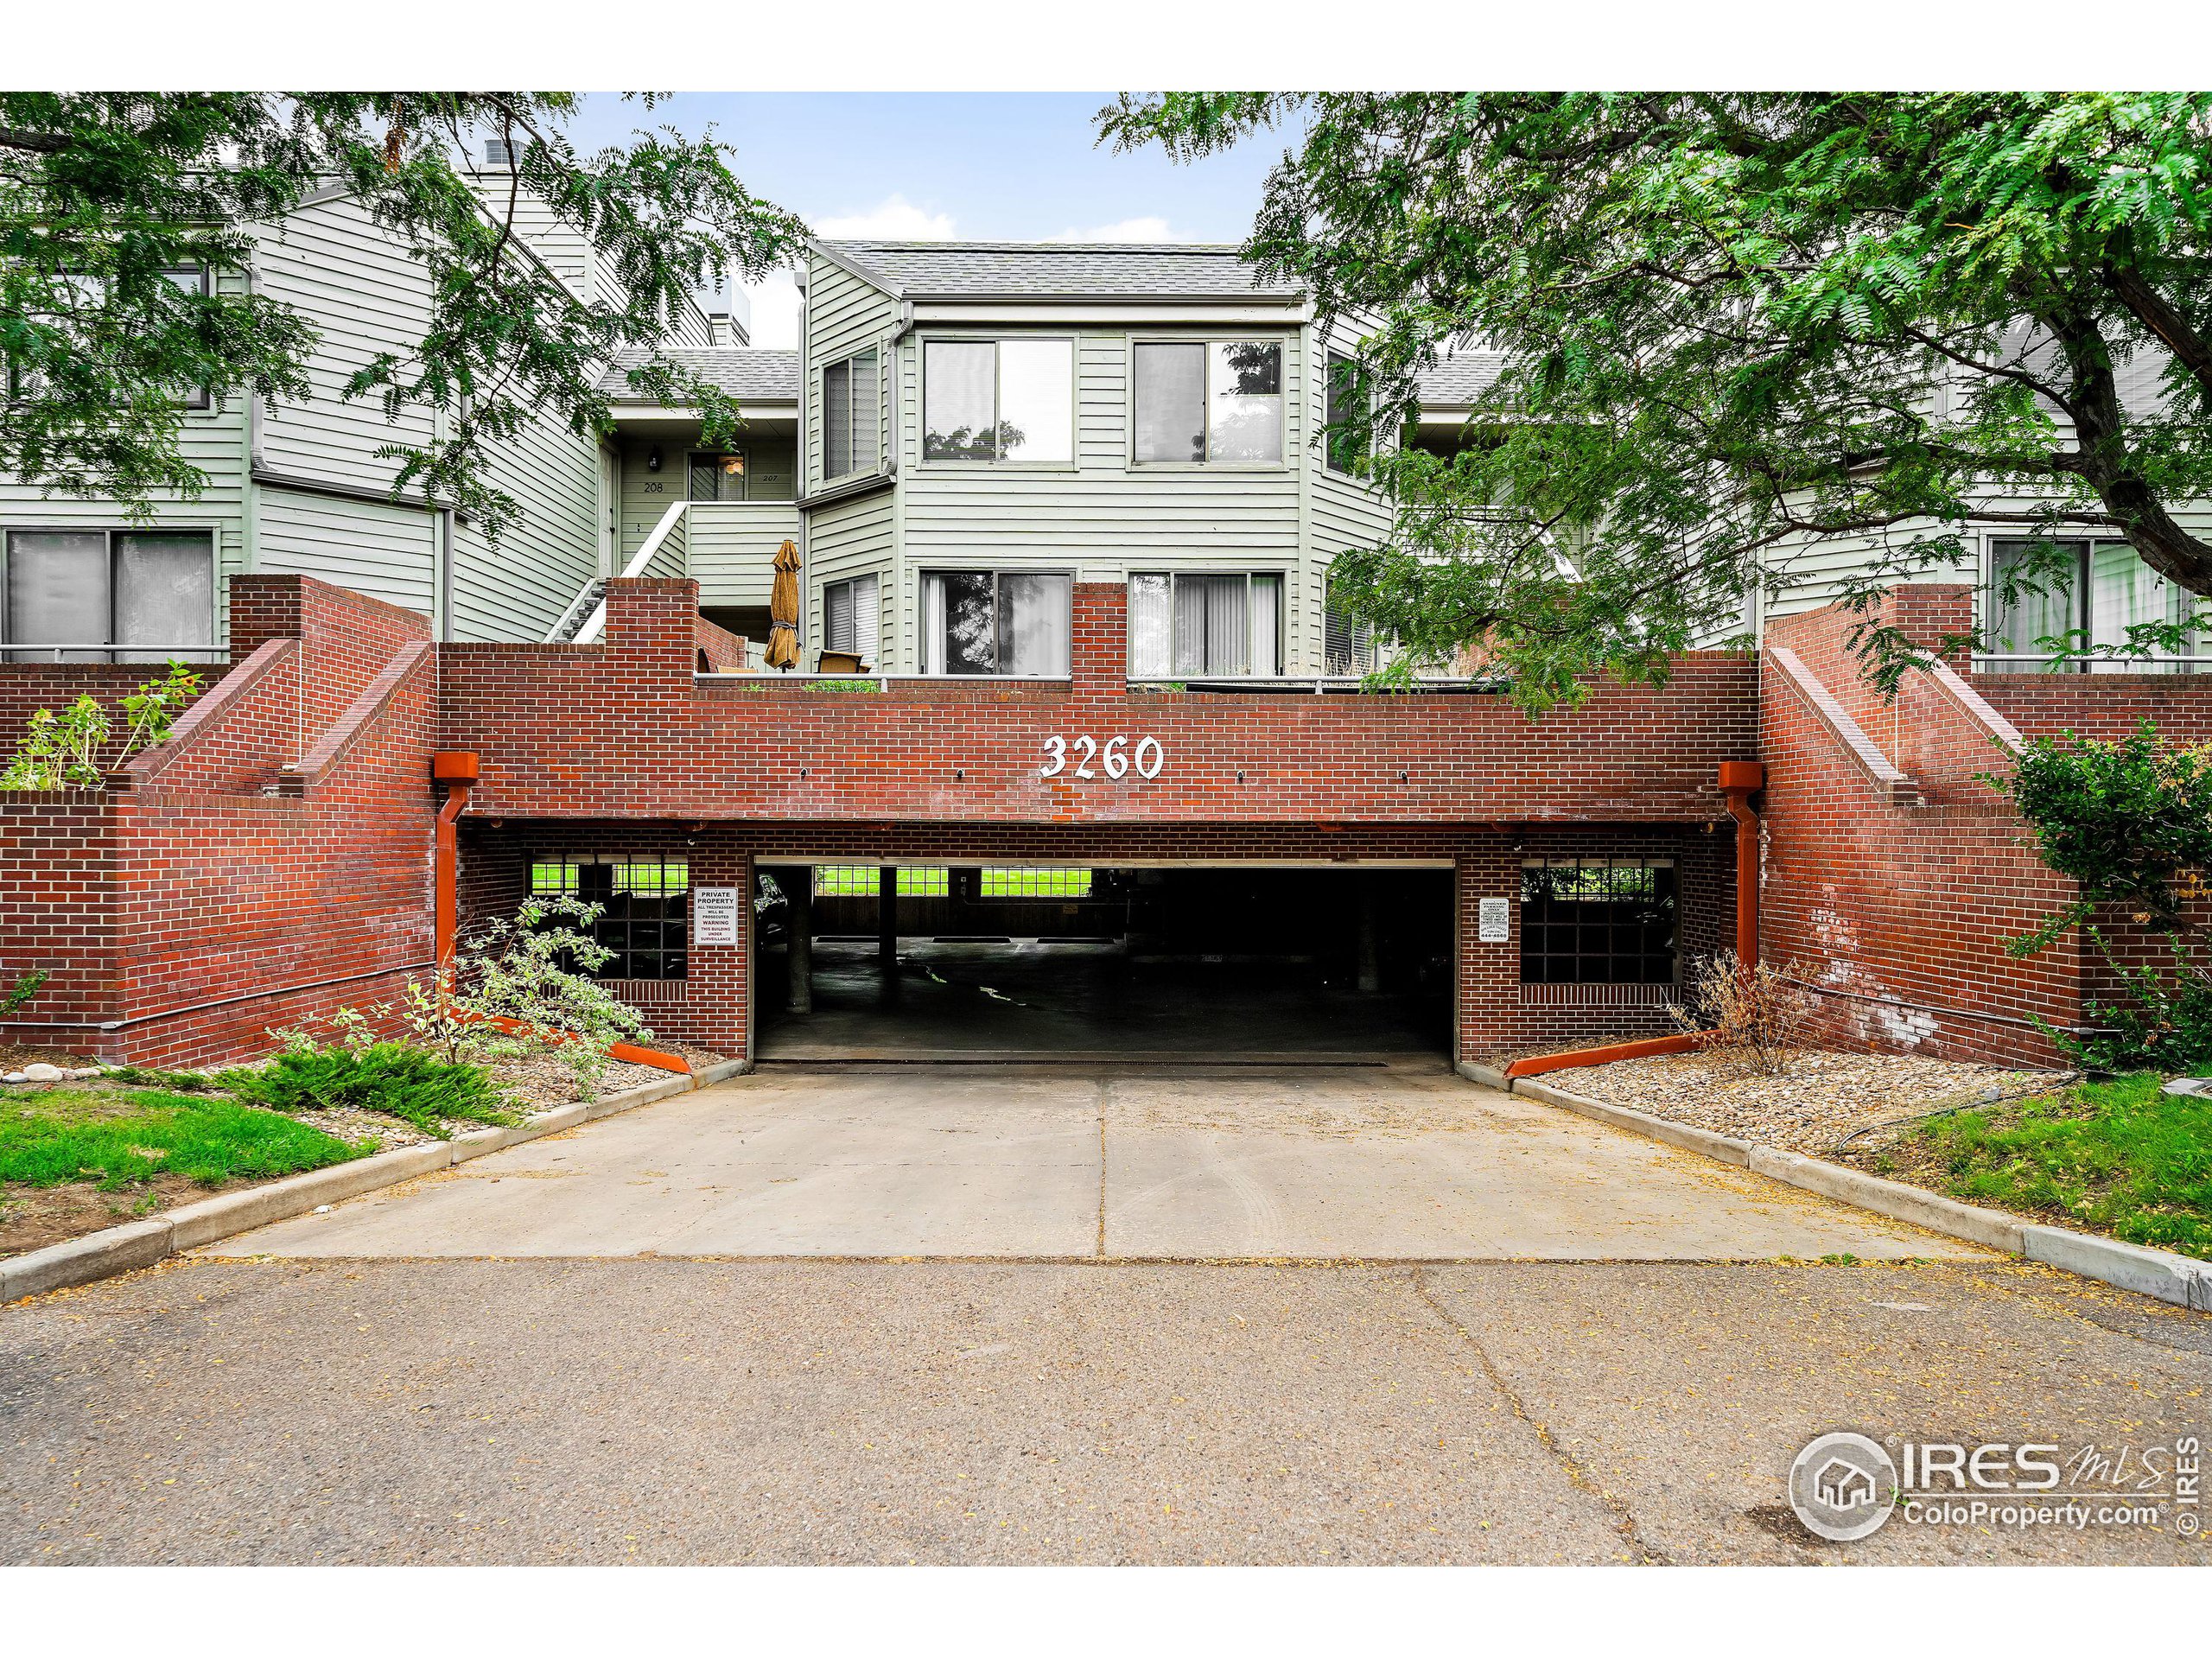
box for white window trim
[916,334,1079,471]
[1126,334,1294,473]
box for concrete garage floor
[756,939,1451,1061]
[5,1065,2207,1565]
[218,1064,1978,1262]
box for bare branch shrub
[1669,951,1818,1076]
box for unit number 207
[1041,734,1164,780]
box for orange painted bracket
[610,1040,691,1075]
[470,1011,693,1076]
[1504,1030,1708,1079]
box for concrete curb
[1477,1067,2208,1308]
[2023,1224,2212,1313]
[2,1060,750,1306]
[1511,1075,1753,1167]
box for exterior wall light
[646,446,663,473]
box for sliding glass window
[3,529,215,663]
[922,339,1073,462]
[920,570,1071,676]
[1986,538,2198,672]
[1132,340,1284,465]
[1127,572,1283,677]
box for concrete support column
[878,864,899,973]
[785,872,813,1015]
[1356,874,1382,994]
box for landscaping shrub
[218,1043,516,1137]
[401,893,654,1101]
[1912,1072,2212,1259]
[0,1089,373,1190]
[1669,950,1816,1075]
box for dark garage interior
[753,864,1453,1060]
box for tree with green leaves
[2,92,806,539]
[1102,93,2212,706]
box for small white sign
[692,886,742,946]
[1478,897,1511,944]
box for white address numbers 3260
[1040,734,1164,780]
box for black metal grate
[1518,856,1677,986]
[531,855,690,981]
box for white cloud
[811,194,957,240]
[1050,217,1184,244]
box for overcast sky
[564,92,1287,348]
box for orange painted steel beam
[1503,1031,1706,1079]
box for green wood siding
[804,254,898,496]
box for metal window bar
[1516,855,1679,987]
[528,854,691,981]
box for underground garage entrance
[752,864,1454,1062]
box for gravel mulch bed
[1542,1048,2073,1156]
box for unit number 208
[1040,734,1164,780]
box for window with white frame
[923,339,1074,462]
[821,348,879,481]
[3,528,216,664]
[1132,340,1284,464]
[822,574,880,664]
[1985,537,2199,673]
[1127,572,1282,677]
[921,570,1071,677]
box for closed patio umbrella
[766,538,802,671]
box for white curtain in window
[1249,574,1281,675]
[6,531,108,661]
[851,573,880,665]
[1128,575,1173,677]
[922,572,948,674]
[114,533,213,663]
[824,579,855,654]
[2090,541,2179,669]
[998,574,1070,677]
[1989,540,2080,673]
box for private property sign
[692,887,742,945]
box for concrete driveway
[9,1065,2209,1565]
[218,1063,1985,1263]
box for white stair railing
[569,499,688,645]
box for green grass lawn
[0,1088,375,1192]
[1910,1072,2212,1260]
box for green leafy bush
[1994,723,2212,1071]
[0,696,108,789]
[0,1090,372,1190]
[1913,1072,2212,1259]
[401,893,653,1101]
[218,1043,516,1137]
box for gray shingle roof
[823,240,1300,301]
[1415,353,1508,407]
[598,348,799,401]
